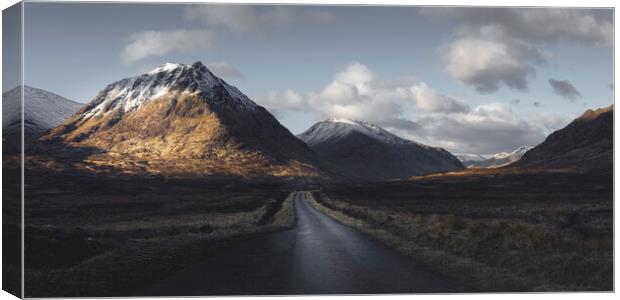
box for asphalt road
[141,192,468,296]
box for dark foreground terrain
[8,161,613,296]
[313,170,613,291]
[143,192,467,295]
[13,164,297,297]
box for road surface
[141,192,468,295]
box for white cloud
[206,62,245,80]
[255,62,467,125]
[443,26,551,93]
[257,89,307,111]
[514,9,612,47]
[121,29,215,63]
[122,6,333,63]
[423,7,611,93]
[256,62,571,154]
[400,103,563,154]
[410,82,469,113]
[421,8,612,48]
[184,5,333,33]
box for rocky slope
[512,105,612,172]
[41,62,324,179]
[298,118,464,181]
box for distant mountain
[513,105,612,172]
[298,118,464,181]
[42,62,324,179]
[459,146,533,168]
[455,153,489,163]
[2,86,82,152]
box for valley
[3,61,613,296]
[13,166,612,296]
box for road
[141,192,468,295]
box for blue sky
[21,3,613,154]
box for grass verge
[25,192,297,297]
[306,191,611,292]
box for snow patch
[148,62,182,74]
[458,146,533,168]
[82,62,258,119]
[326,117,361,126]
[2,85,82,131]
[300,118,430,147]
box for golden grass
[40,93,324,179]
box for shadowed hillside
[513,105,613,173]
[298,118,464,181]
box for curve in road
[141,192,468,295]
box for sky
[20,3,614,155]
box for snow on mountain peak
[82,61,257,119]
[2,85,82,131]
[492,146,533,160]
[458,145,533,168]
[300,117,414,146]
[147,62,183,74]
[326,117,360,126]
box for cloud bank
[256,62,469,124]
[122,6,332,63]
[255,62,567,154]
[422,8,612,47]
[413,103,549,154]
[442,30,551,93]
[423,8,612,94]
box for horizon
[15,3,614,154]
[10,59,611,156]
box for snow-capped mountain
[455,153,489,163]
[298,118,464,181]
[2,85,82,151]
[3,85,82,133]
[43,62,324,179]
[301,118,410,146]
[494,146,532,160]
[458,146,533,168]
[80,62,257,119]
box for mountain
[42,62,324,179]
[513,105,612,172]
[459,146,533,168]
[297,118,464,180]
[455,153,488,163]
[2,85,82,152]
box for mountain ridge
[512,105,613,172]
[3,85,82,152]
[41,62,326,179]
[298,119,464,180]
[459,146,533,168]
